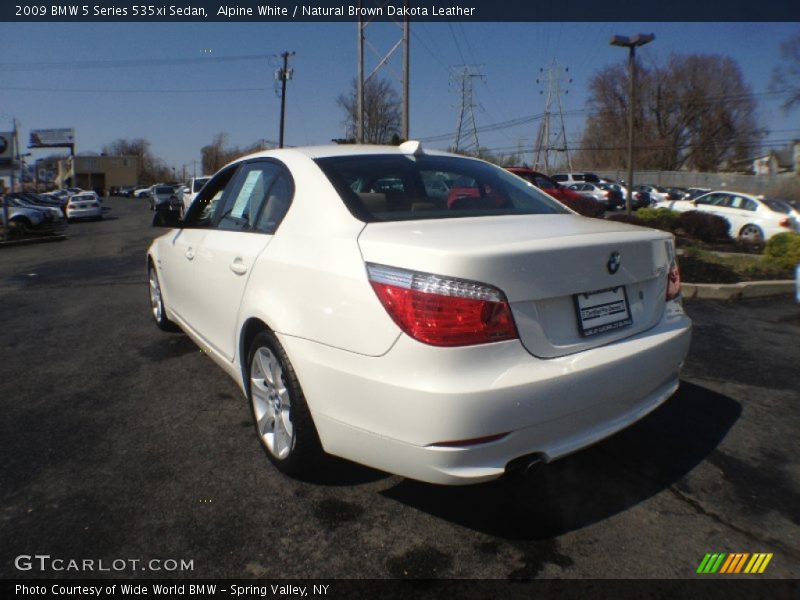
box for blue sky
[1,21,798,174]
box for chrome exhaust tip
[505,453,545,476]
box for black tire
[247,330,322,475]
[8,217,31,239]
[147,264,178,331]
[738,224,764,245]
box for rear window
[155,186,173,194]
[193,178,210,193]
[315,154,568,222]
[762,198,792,214]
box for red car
[505,167,603,216]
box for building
[56,154,139,194]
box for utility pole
[451,65,483,155]
[276,51,295,149]
[357,0,410,143]
[10,119,18,193]
[533,60,572,173]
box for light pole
[610,33,654,216]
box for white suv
[551,172,602,186]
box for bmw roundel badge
[607,251,621,274]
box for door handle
[229,258,248,275]
[185,247,195,260]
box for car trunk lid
[358,214,673,358]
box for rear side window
[762,198,790,214]
[315,154,568,222]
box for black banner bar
[4,579,800,599]
[2,0,800,22]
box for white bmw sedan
[147,142,691,485]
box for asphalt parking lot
[0,196,798,580]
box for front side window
[216,161,293,234]
[316,154,568,222]
[183,165,239,228]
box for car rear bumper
[67,207,102,219]
[279,302,692,485]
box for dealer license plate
[574,287,632,337]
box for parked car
[182,176,211,210]
[133,187,152,199]
[5,195,64,221]
[552,172,602,185]
[634,184,670,203]
[665,191,800,242]
[665,187,689,200]
[505,167,584,203]
[149,184,179,210]
[598,183,651,209]
[567,182,623,209]
[686,187,711,199]
[9,191,65,212]
[146,142,691,485]
[1,198,66,236]
[66,192,103,221]
[38,191,71,215]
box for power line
[0,86,270,94]
[0,54,276,72]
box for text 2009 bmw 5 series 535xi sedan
[147,141,691,485]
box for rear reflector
[428,432,510,448]
[665,241,681,301]
[367,263,518,347]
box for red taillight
[779,217,790,228]
[367,264,518,346]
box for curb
[0,234,67,248]
[683,280,796,300]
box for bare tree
[577,53,763,172]
[337,78,402,144]
[102,138,172,184]
[201,133,273,174]
[771,32,800,112]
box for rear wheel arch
[240,318,272,394]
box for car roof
[224,143,457,166]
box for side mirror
[152,206,182,228]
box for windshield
[315,154,569,223]
[193,178,210,192]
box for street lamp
[610,33,654,216]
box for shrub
[677,210,731,243]
[763,232,800,271]
[561,196,605,218]
[606,213,645,226]
[635,207,681,233]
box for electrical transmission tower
[357,0,409,142]
[533,60,573,172]
[451,65,484,155]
